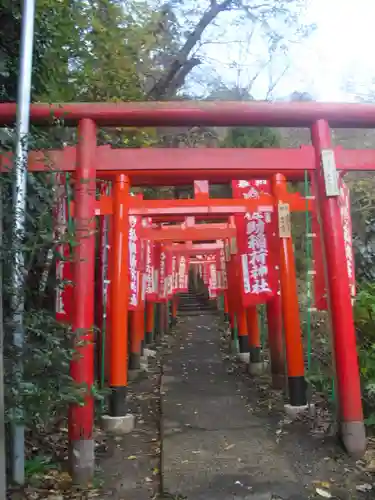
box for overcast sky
[198,0,375,102]
[280,0,375,101]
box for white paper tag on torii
[230,237,237,255]
[224,241,231,261]
[321,149,339,197]
[278,203,291,238]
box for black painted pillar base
[250,346,262,363]
[145,331,153,345]
[154,303,161,342]
[140,340,145,356]
[288,376,307,406]
[160,302,167,337]
[164,302,170,335]
[224,313,229,323]
[238,335,250,353]
[109,386,128,417]
[128,352,141,370]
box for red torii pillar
[311,120,366,458]
[101,174,135,435]
[266,289,285,389]
[273,175,306,409]
[69,119,96,484]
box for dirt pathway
[98,368,161,499]
[159,313,375,500]
[19,312,373,499]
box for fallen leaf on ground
[365,459,375,471]
[313,481,331,489]
[315,488,332,498]
[356,484,373,493]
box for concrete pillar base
[69,438,94,486]
[143,348,156,358]
[249,361,266,376]
[238,352,250,363]
[284,403,315,420]
[340,421,367,459]
[140,356,149,371]
[101,413,135,434]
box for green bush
[354,281,375,426]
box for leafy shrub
[0,129,84,468]
[354,282,375,425]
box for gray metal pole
[11,0,36,486]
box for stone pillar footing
[340,421,367,459]
[284,403,315,420]
[101,414,135,434]
[69,438,94,486]
[143,348,156,358]
[140,355,149,371]
[248,361,266,376]
[238,352,250,363]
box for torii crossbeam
[2,146,375,184]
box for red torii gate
[141,223,236,242]
[1,101,373,483]
[2,144,375,181]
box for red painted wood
[2,100,375,127]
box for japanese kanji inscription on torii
[232,180,278,306]
[128,215,141,310]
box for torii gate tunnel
[2,100,375,483]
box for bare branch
[164,57,201,98]
[147,0,234,99]
[265,62,290,100]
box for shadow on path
[161,313,372,500]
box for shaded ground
[98,369,161,499]
[9,312,375,499]
[160,313,375,500]
[8,368,161,500]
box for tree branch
[163,57,202,99]
[265,62,290,100]
[147,0,233,100]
